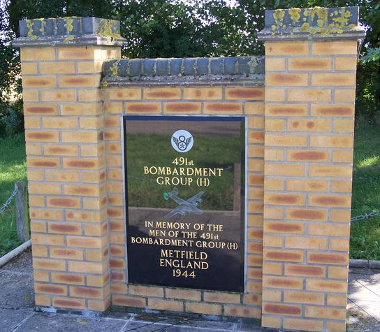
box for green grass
[0,133,27,256]
[350,122,380,260]
[0,123,379,259]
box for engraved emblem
[163,188,204,219]
[171,130,193,153]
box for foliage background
[0,0,378,136]
[0,1,379,258]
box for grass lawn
[0,133,27,256]
[351,122,380,260]
[0,123,379,259]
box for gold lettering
[155,221,191,230]
[149,229,165,236]
[143,166,225,182]
[159,249,207,260]
[145,221,154,228]
[157,166,165,175]
[159,259,209,270]
[195,240,226,249]
[130,235,195,247]
[160,249,171,257]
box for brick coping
[102,57,264,81]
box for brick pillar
[258,7,365,332]
[14,17,123,312]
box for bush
[0,106,24,138]
[356,48,380,126]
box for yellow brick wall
[104,85,265,318]
[261,40,357,332]
[21,45,121,312]
[19,38,359,331]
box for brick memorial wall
[14,7,365,332]
[102,60,265,317]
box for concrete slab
[0,270,34,309]
[131,313,241,329]
[350,300,380,321]
[108,311,265,331]
[350,269,380,285]
[0,249,34,311]
[348,301,380,332]
[348,268,380,321]
[125,321,266,332]
[0,250,379,332]
[109,311,234,328]
[349,281,380,302]
[125,322,177,332]
[15,312,127,332]
[0,308,34,332]
[356,279,380,298]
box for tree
[1,0,379,135]
[114,0,208,57]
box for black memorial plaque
[124,116,245,292]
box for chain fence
[0,182,380,222]
[0,187,18,216]
[351,209,380,222]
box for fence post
[15,181,29,242]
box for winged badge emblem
[171,130,194,153]
[172,135,192,152]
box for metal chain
[0,187,18,215]
[0,180,379,222]
[351,209,380,222]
